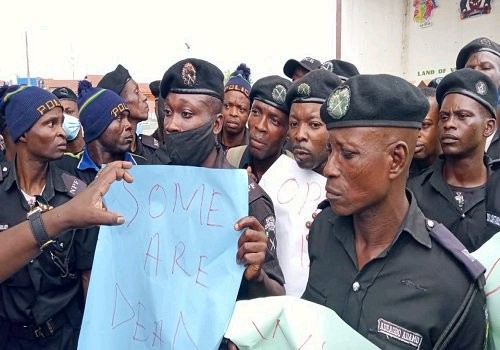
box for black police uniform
[302,192,486,349]
[408,156,500,252]
[0,161,98,350]
[487,129,500,161]
[213,146,285,298]
[486,159,500,234]
[134,133,171,164]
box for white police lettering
[111,103,128,118]
[0,224,8,231]
[248,182,256,192]
[377,318,423,349]
[36,99,62,116]
[303,57,315,64]
[487,212,500,227]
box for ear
[213,113,223,135]
[388,141,409,180]
[484,117,496,138]
[18,133,28,144]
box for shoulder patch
[428,222,486,281]
[140,134,159,149]
[61,172,87,197]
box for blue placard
[78,165,247,350]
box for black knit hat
[149,80,161,99]
[456,37,500,69]
[285,69,343,110]
[283,57,321,79]
[52,87,78,102]
[436,68,497,118]
[97,64,132,95]
[320,74,429,129]
[320,59,360,81]
[160,58,224,101]
[250,75,292,114]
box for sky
[1,0,336,84]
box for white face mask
[62,113,81,141]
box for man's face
[414,97,441,161]
[99,111,134,153]
[465,52,500,88]
[323,127,391,216]
[163,93,220,134]
[60,99,79,118]
[248,100,288,161]
[439,93,496,158]
[222,90,250,135]
[288,102,329,173]
[292,67,309,82]
[23,108,67,160]
[121,79,149,122]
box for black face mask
[163,120,216,166]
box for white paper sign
[259,155,326,296]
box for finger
[236,241,267,263]
[234,216,262,232]
[244,264,262,281]
[93,210,125,226]
[237,227,268,248]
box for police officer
[57,81,149,184]
[148,80,165,143]
[219,64,252,152]
[302,74,487,349]
[456,37,500,161]
[285,69,342,175]
[0,161,133,283]
[160,58,285,298]
[226,76,292,182]
[0,85,97,349]
[52,87,84,154]
[409,87,442,178]
[408,69,499,252]
[0,110,15,162]
[98,64,161,160]
[283,56,322,81]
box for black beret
[250,75,292,114]
[160,58,224,101]
[456,37,500,69]
[51,87,77,102]
[149,80,161,99]
[436,68,497,118]
[285,69,343,110]
[97,64,132,95]
[283,57,321,79]
[427,77,443,88]
[320,74,429,129]
[320,59,360,81]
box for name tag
[377,318,423,349]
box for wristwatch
[27,196,54,251]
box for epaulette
[248,177,265,204]
[64,150,84,159]
[61,172,87,198]
[139,134,159,150]
[426,220,486,282]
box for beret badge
[475,80,488,96]
[479,38,492,47]
[297,83,311,98]
[327,85,350,120]
[321,61,334,72]
[181,62,197,87]
[272,84,287,104]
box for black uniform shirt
[487,129,500,162]
[213,147,285,298]
[302,192,486,349]
[408,156,500,252]
[135,134,170,165]
[0,161,98,324]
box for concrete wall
[341,0,499,83]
